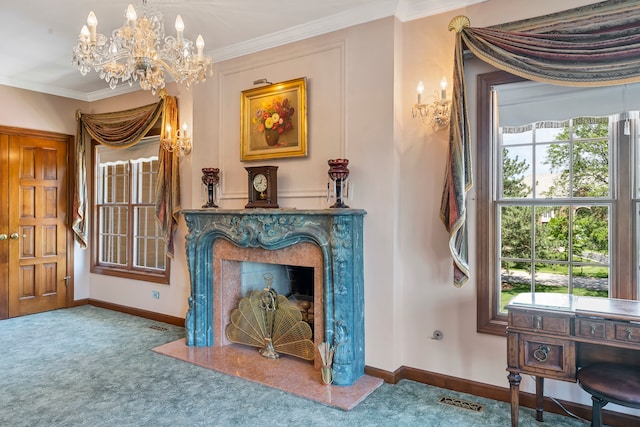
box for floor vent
[437,396,484,412]
[149,325,169,332]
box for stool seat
[577,363,640,427]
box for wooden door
[5,132,71,318]
[0,135,9,318]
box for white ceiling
[0,0,485,101]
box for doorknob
[0,234,6,241]
[10,232,23,240]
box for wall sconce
[161,122,192,156]
[411,77,451,131]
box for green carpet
[0,306,587,426]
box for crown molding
[395,0,487,22]
[211,1,397,63]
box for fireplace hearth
[182,208,366,386]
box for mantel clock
[245,166,278,208]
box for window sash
[92,138,169,283]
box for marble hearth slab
[153,340,383,410]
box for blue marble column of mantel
[182,208,366,386]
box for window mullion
[128,161,134,270]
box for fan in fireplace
[225,283,315,361]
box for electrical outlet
[152,291,160,299]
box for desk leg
[536,376,544,422]
[508,371,521,427]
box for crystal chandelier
[72,0,213,94]
[412,77,451,131]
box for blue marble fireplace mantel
[182,208,366,386]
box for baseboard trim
[364,365,636,427]
[82,298,185,327]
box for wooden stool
[576,363,640,427]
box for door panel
[0,135,8,318]
[8,135,69,317]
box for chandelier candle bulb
[87,12,97,43]
[80,25,89,42]
[175,15,184,43]
[196,35,204,61]
[126,5,137,26]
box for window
[476,71,638,335]
[91,137,170,283]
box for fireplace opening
[240,262,315,333]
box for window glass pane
[534,205,568,262]
[98,206,128,266]
[533,263,569,294]
[133,159,158,204]
[134,206,166,270]
[501,146,533,199]
[500,205,532,259]
[501,260,532,312]
[572,205,609,261]
[100,163,129,204]
[572,140,609,198]
[536,143,569,197]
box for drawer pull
[626,328,633,340]
[534,315,542,330]
[590,324,596,335]
[533,345,549,362]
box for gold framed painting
[240,77,307,161]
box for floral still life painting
[241,77,307,161]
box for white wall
[3,0,634,415]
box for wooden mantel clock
[245,166,278,208]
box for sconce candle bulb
[417,81,424,104]
[440,77,448,100]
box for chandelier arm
[155,58,182,82]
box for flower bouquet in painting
[253,96,295,147]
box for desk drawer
[519,334,575,380]
[510,311,571,336]
[576,319,607,340]
[614,322,640,344]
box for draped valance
[73,91,180,257]
[440,0,640,287]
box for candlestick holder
[327,159,350,208]
[201,168,220,208]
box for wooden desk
[506,293,640,426]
